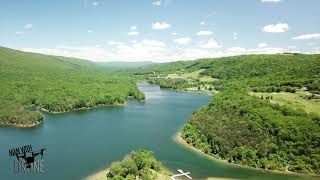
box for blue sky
[1,0,320,62]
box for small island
[86,149,172,180]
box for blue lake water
[0,83,318,180]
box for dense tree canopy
[107,149,162,180]
[145,53,320,174]
[0,47,144,127]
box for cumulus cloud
[228,46,284,55]
[152,0,161,6]
[287,46,297,49]
[152,22,171,30]
[292,33,320,40]
[107,41,124,45]
[176,48,216,60]
[15,31,25,35]
[22,43,306,63]
[173,38,191,45]
[197,31,213,36]
[24,24,33,29]
[200,39,222,49]
[171,32,177,36]
[233,32,238,40]
[92,2,99,6]
[130,26,137,30]
[262,23,289,33]
[258,43,268,48]
[200,21,205,25]
[22,40,167,62]
[128,31,140,36]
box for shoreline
[149,83,215,96]
[84,166,109,180]
[174,132,320,179]
[84,164,172,180]
[0,101,131,129]
[0,120,44,128]
[39,102,126,114]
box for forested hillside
[0,47,144,127]
[145,54,320,174]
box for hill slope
[0,47,144,127]
[145,54,320,174]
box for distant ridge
[97,61,154,68]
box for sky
[0,0,320,62]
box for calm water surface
[0,83,318,180]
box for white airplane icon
[171,169,192,180]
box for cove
[0,83,317,180]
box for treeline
[0,47,144,127]
[252,86,296,93]
[148,78,190,89]
[107,149,164,180]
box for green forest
[0,47,144,127]
[144,54,320,174]
[106,149,169,180]
[1,46,320,175]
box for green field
[250,90,320,115]
[0,47,144,127]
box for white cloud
[233,32,238,40]
[152,0,161,6]
[173,38,191,45]
[136,40,166,47]
[113,40,167,61]
[228,47,246,53]
[92,2,99,6]
[23,43,314,63]
[130,26,137,30]
[128,31,140,36]
[228,46,284,55]
[292,33,320,40]
[22,40,167,62]
[87,30,93,33]
[258,43,268,48]
[171,32,177,36]
[287,46,297,49]
[200,21,205,25]
[24,24,33,29]
[15,31,24,35]
[152,22,171,30]
[200,39,222,49]
[261,0,281,2]
[107,41,124,45]
[262,23,289,33]
[176,48,215,60]
[197,31,213,36]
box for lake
[0,83,318,180]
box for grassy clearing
[249,90,320,115]
[168,69,217,82]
